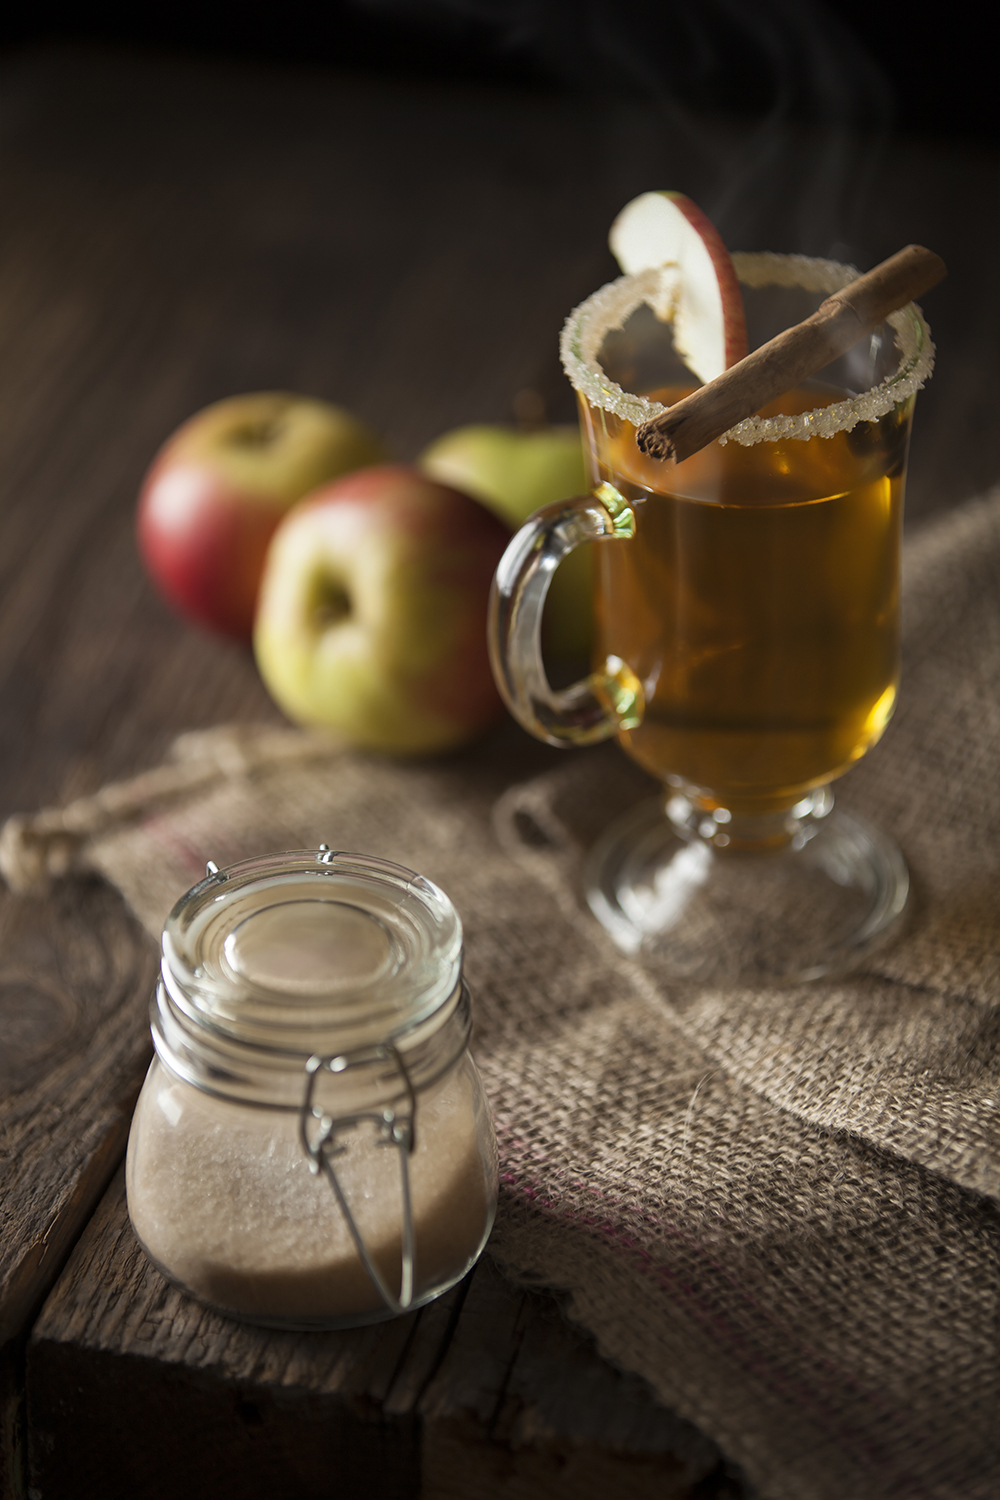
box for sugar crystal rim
[559,251,934,445]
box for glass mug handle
[488,481,645,747]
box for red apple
[137,392,383,638]
[253,465,512,754]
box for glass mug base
[584,790,908,986]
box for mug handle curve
[487,482,645,747]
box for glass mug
[489,254,933,984]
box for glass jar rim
[161,849,464,1055]
[559,250,934,446]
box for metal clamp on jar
[126,848,498,1330]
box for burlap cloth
[4,492,1000,1500]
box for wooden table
[1,43,997,1500]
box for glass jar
[126,848,498,1330]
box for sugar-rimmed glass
[489,254,933,984]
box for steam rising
[356,0,893,262]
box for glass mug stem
[666,785,835,853]
[488,481,643,746]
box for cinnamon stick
[635,244,946,463]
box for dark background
[0,0,993,142]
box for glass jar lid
[161,849,463,1058]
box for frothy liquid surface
[126,1054,493,1324]
[586,386,910,812]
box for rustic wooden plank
[26,1170,739,1500]
[26,1171,430,1499]
[0,886,155,1340]
[0,880,158,1497]
[415,1258,740,1500]
[0,1347,26,1500]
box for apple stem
[230,417,287,448]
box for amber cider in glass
[583,385,913,815]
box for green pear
[419,424,593,661]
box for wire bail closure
[298,1043,418,1316]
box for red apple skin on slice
[609,190,748,381]
[253,465,513,755]
[662,192,748,374]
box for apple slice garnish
[609,191,748,385]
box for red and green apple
[137,392,383,639]
[253,464,512,755]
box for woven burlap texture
[3,492,999,1500]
